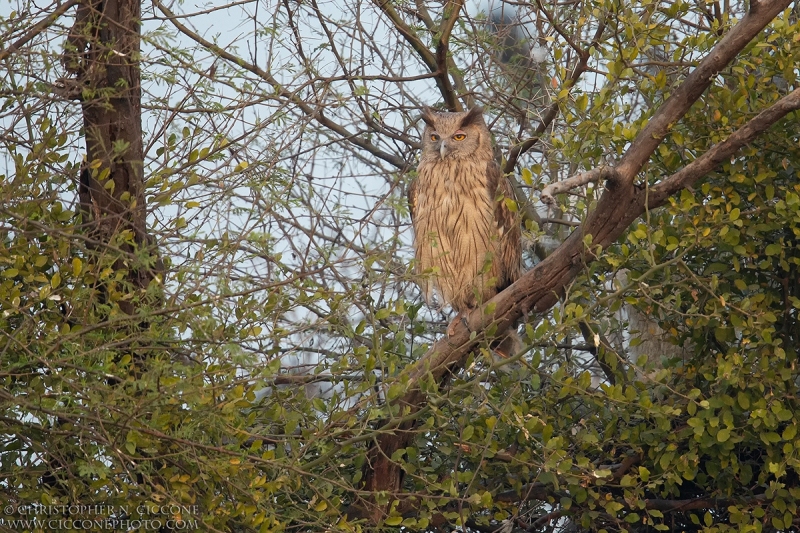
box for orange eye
[430,134,439,141]
[453,133,466,141]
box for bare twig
[540,217,580,227]
[0,0,79,63]
[154,0,408,170]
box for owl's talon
[447,313,465,336]
[446,313,471,336]
[492,347,510,360]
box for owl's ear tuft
[420,107,437,127]
[459,107,485,128]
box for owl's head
[419,107,492,162]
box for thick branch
[402,1,472,106]
[389,454,761,529]
[72,0,157,283]
[374,0,437,72]
[644,494,767,512]
[374,0,461,110]
[498,481,769,514]
[496,482,553,503]
[646,87,800,208]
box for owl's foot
[492,347,511,360]
[491,330,523,361]
[447,313,468,336]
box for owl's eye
[452,133,466,141]
[430,134,440,141]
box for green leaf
[521,167,533,185]
[765,243,782,256]
[737,392,750,410]
[462,425,474,440]
[384,516,403,526]
[313,500,327,512]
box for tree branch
[374,0,437,72]
[535,0,582,54]
[373,0,462,110]
[540,165,618,205]
[646,87,800,208]
[498,481,770,514]
[644,494,767,512]
[434,0,464,111]
[503,21,606,174]
[502,17,607,173]
[577,319,618,386]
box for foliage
[0,0,799,531]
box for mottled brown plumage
[408,107,521,356]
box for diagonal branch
[614,0,791,183]
[374,0,438,73]
[497,479,770,514]
[535,0,582,54]
[534,83,800,216]
[645,87,800,208]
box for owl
[408,106,522,357]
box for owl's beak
[439,142,448,159]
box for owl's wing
[407,177,418,222]
[487,162,522,289]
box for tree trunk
[65,0,159,313]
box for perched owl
[408,106,522,357]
